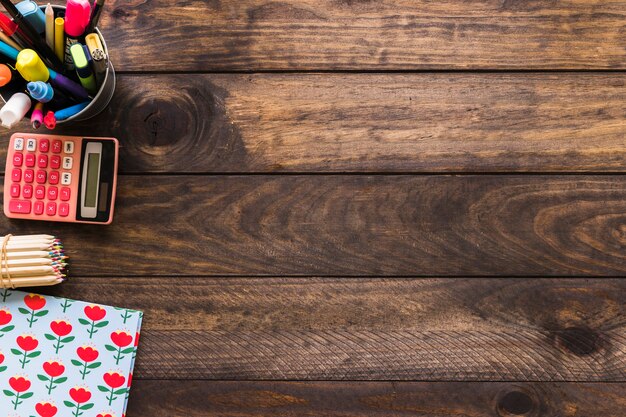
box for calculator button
[47,186,58,200]
[49,171,59,185]
[36,170,47,184]
[59,203,69,217]
[50,155,61,169]
[39,139,49,152]
[63,141,74,154]
[12,152,23,167]
[11,168,21,182]
[38,154,48,168]
[13,138,24,150]
[35,186,45,199]
[60,187,71,201]
[33,201,44,215]
[61,172,71,185]
[25,154,36,167]
[24,169,34,183]
[46,202,56,216]
[10,184,20,198]
[9,200,31,214]
[62,157,73,170]
[26,139,37,152]
[51,140,62,153]
[23,185,33,199]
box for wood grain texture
[34,278,626,380]
[4,175,624,276]
[27,73,625,173]
[126,381,626,416]
[90,0,626,70]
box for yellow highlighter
[69,43,97,94]
[54,17,64,62]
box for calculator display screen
[85,153,101,208]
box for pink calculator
[4,133,119,224]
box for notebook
[0,289,142,417]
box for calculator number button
[12,152,23,167]
[25,154,36,167]
[38,154,48,168]
[24,170,34,183]
[63,141,74,154]
[13,138,24,150]
[50,155,61,169]
[39,139,49,153]
[10,184,20,198]
[9,200,31,214]
[35,186,45,199]
[61,173,71,185]
[49,171,59,185]
[62,157,73,170]
[33,201,44,215]
[46,202,56,216]
[52,140,62,153]
[59,203,70,217]
[23,185,33,199]
[26,139,37,152]
[60,187,71,201]
[47,186,58,200]
[36,170,47,184]
[11,168,21,182]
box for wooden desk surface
[4,0,626,415]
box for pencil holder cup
[48,5,115,124]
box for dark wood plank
[19,73,624,173]
[91,0,626,70]
[4,175,625,276]
[127,381,626,416]
[33,277,626,380]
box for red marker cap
[64,0,91,37]
[43,111,57,130]
[0,13,18,35]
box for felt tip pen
[27,80,54,102]
[86,0,105,33]
[54,100,89,121]
[0,0,65,72]
[63,0,90,69]
[31,101,43,128]
[0,12,29,48]
[70,43,96,94]
[45,3,54,49]
[0,29,21,50]
[43,109,55,129]
[54,17,64,62]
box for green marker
[69,43,97,94]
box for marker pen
[63,0,90,69]
[70,43,96,94]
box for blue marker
[54,100,90,121]
[27,81,54,102]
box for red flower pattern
[50,320,72,336]
[97,414,114,417]
[69,387,92,403]
[103,371,125,388]
[0,309,11,325]
[24,294,46,310]
[77,346,99,362]
[0,352,4,364]
[110,331,133,347]
[84,305,106,321]
[43,360,65,377]
[16,334,38,351]
[9,375,31,392]
[36,402,58,417]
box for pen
[54,100,89,120]
[0,29,21,50]
[0,12,29,48]
[85,0,104,33]
[0,0,64,72]
[54,17,64,62]
[43,109,55,129]
[84,33,105,85]
[45,3,54,49]
[31,101,43,128]
[63,0,90,69]
[70,42,96,94]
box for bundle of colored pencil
[0,234,68,288]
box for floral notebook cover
[0,290,142,417]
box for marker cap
[64,0,91,37]
[0,64,12,87]
[27,80,54,102]
[16,49,50,82]
[0,92,31,128]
